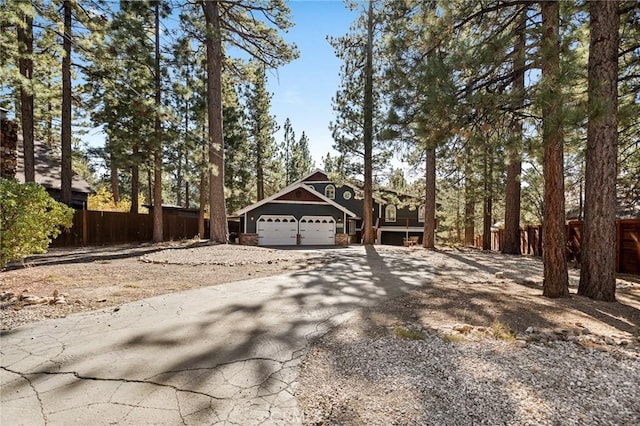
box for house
[16,138,93,210]
[232,170,429,246]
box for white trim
[233,181,358,218]
[325,184,336,199]
[269,200,330,205]
[385,205,397,222]
[378,226,425,232]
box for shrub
[0,179,74,268]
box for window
[418,205,425,222]
[385,205,397,222]
[343,190,352,200]
[306,184,315,192]
[325,184,335,199]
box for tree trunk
[152,1,163,243]
[61,1,73,206]
[203,0,228,243]
[423,146,436,249]
[503,7,526,255]
[540,0,569,298]
[17,12,34,182]
[362,0,375,245]
[578,0,619,301]
[130,144,139,214]
[256,135,264,201]
[198,145,207,238]
[464,147,475,246]
[482,139,493,251]
[110,149,119,205]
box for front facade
[233,170,428,246]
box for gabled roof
[16,138,93,194]
[233,181,358,218]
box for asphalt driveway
[1,246,437,425]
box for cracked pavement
[1,246,436,425]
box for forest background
[1,0,638,300]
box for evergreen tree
[291,131,313,181]
[540,0,569,298]
[330,0,390,245]
[578,0,620,301]
[245,63,281,200]
[224,79,254,213]
[281,117,295,185]
[199,0,297,242]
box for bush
[0,178,74,269]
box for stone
[495,272,504,279]
[453,324,473,333]
[525,326,536,334]
[515,340,528,348]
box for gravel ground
[3,243,639,425]
[299,324,640,426]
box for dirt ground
[0,241,327,330]
[1,242,639,343]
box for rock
[453,324,473,333]
[53,289,59,298]
[525,326,536,334]
[515,340,528,348]
[581,328,591,336]
[495,272,504,279]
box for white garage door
[257,215,298,246]
[299,216,336,246]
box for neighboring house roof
[233,181,358,218]
[15,138,93,194]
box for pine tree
[330,0,390,245]
[291,131,313,181]
[578,0,619,301]
[245,63,281,200]
[502,7,527,255]
[199,0,297,242]
[281,117,295,185]
[540,0,569,298]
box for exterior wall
[380,204,423,228]
[243,202,345,234]
[239,233,258,245]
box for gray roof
[15,138,93,194]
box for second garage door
[257,215,298,246]
[299,216,336,245]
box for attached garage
[299,216,336,245]
[257,215,298,246]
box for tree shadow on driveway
[1,245,638,425]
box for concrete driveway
[1,246,437,425]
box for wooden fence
[52,210,209,247]
[480,219,640,275]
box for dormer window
[325,184,335,199]
[385,205,397,222]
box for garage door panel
[257,216,297,246]
[300,216,335,246]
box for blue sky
[81,1,358,167]
[265,1,358,167]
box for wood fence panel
[52,210,207,247]
[619,220,640,274]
